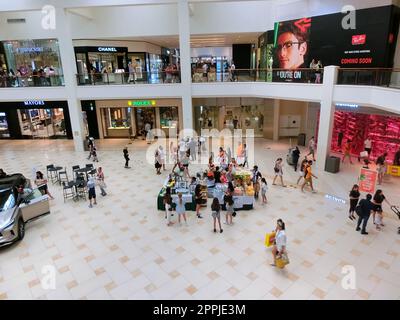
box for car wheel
[18,219,25,240]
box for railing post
[107,73,109,85]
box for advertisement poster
[272,18,312,82]
[270,5,398,82]
[358,168,378,193]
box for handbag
[232,211,237,217]
[360,151,368,158]
[276,252,290,269]
[264,232,276,247]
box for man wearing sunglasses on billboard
[276,23,309,70]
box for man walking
[356,194,373,235]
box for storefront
[0,101,72,139]
[74,46,128,84]
[328,105,400,163]
[92,99,182,139]
[1,39,64,85]
[127,52,147,81]
[193,98,274,138]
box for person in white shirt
[230,61,236,81]
[307,136,316,161]
[364,137,372,159]
[271,219,287,267]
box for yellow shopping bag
[276,253,290,269]
[264,232,276,247]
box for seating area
[46,163,97,202]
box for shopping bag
[276,253,290,269]
[264,232,276,247]
[360,151,368,158]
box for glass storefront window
[194,106,219,132]
[0,112,10,138]
[160,107,178,129]
[194,105,266,137]
[17,108,66,138]
[2,39,63,82]
[128,53,146,80]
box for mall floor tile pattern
[0,139,399,300]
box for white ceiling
[102,32,261,48]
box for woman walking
[174,192,188,226]
[251,165,262,199]
[261,178,268,204]
[195,184,203,219]
[96,167,107,196]
[348,184,360,220]
[155,149,162,175]
[376,153,387,185]
[292,146,300,172]
[342,140,353,164]
[163,187,174,226]
[211,197,223,233]
[371,189,391,230]
[296,157,308,185]
[35,171,54,199]
[271,219,287,267]
[272,158,286,187]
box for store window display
[17,108,66,138]
[195,106,219,132]
[2,39,63,86]
[330,111,400,163]
[0,112,10,138]
[101,107,132,138]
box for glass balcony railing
[191,68,323,83]
[76,71,181,85]
[338,68,400,89]
[0,74,64,87]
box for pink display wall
[330,111,400,164]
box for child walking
[175,193,188,226]
[261,178,268,204]
[211,197,223,233]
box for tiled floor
[0,138,399,300]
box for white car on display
[0,174,50,247]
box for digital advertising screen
[271,5,398,83]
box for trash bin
[325,156,340,173]
[298,133,306,146]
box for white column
[178,0,193,132]
[273,99,280,141]
[315,65,339,171]
[55,7,85,151]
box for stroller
[286,148,296,166]
[390,206,400,234]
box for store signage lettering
[24,100,45,106]
[97,47,117,52]
[16,47,43,53]
[127,100,157,107]
[336,103,359,108]
[325,194,346,204]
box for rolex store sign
[97,47,117,52]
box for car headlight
[1,219,15,231]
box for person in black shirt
[348,184,360,220]
[394,149,400,166]
[214,166,221,183]
[292,146,300,172]
[123,147,130,168]
[371,189,391,227]
[376,153,387,185]
[195,184,203,219]
[356,194,373,235]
